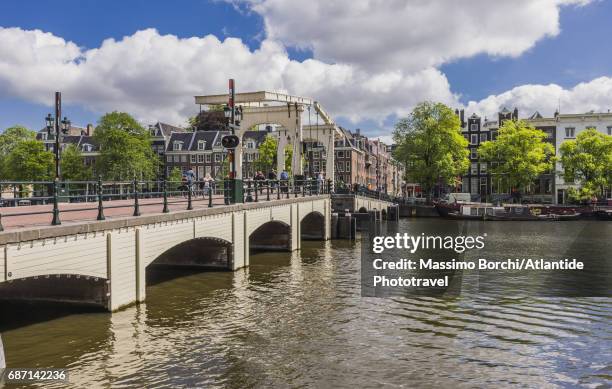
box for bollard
[162,179,169,213]
[133,178,141,216]
[294,180,298,198]
[0,213,3,232]
[302,180,306,197]
[187,181,193,210]
[266,181,270,201]
[277,180,281,200]
[97,175,105,220]
[208,186,213,208]
[254,181,259,202]
[51,178,61,225]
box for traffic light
[221,135,240,149]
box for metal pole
[133,178,141,216]
[51,178,61,225]
[187,180,193,210]
[54,92,61,180]
[208,186,213,208]
[229,79,236,177]
[97,175,105,220]
[266,180,270,201]
[162,178,169,213]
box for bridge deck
[0,194,230,230]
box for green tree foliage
[284,144,294,174]
[478,120,555,196]
[0,125,36,176]
[3,140,54,181]
[392,101,469,200]
[61,144,92,181]
[255,135,278,173]
[94,112,159,180]
[559,128,612,201]
[166,166,183,190]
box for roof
[529,111,543,119]
[500,106,511,114]
[150,122,186,137]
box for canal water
[1,219,611,388]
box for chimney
[86,123,94,136]
[356,128,361,135]
[513,107,518,120]
[460,109,465,127]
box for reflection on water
[1,220,611,388]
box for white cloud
[466,77,612,120]
[239,0,590,72]
[0,26,456,126]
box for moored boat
[595,209,612,220]
[447,204,503,220]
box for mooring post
[133,178,141,216]
[51,178,61,225]
[97,175,105,220]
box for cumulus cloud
[239,0,590,72]
[0,26,455,125]
[466,77,612,119]
[0,0,607,134]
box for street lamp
[45,92,70,180]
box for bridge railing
[333,182,398,202]
[0,178,329,230]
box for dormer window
[82,143,93,152]
[150,128,157,136]
[198,140,206,150]
[173,141,183,151]
[245,140,255,149]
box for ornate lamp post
[45,92,71,180]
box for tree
[61,144,92,181]
[167,167,183,190]
[0,125,36,176]
[255,135,278,173]
[392,101,469,202]
[94,112,159,180]
[3,140,54,181]
[559,128,612,201]
[478,120,555,199]
[284,144,293,173]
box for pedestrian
[268,169,277,193]
[280,169,289,193]
[317,171,324,194]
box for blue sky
[0,0,611,134]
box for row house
[164,130,269,180]
[37,124,99,174]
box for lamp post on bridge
[45,92,71,180]
[222,79,243,203]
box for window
[197,154,204,163]
[471,163,478,174]
[471,134,478,145]
[480,163,487,173]
[246,140,256,149]
[313,151,320,159]
[205,154,212,163]
[346,161,351,172]
[337,151,344,158]
[247,153,254,162]
[491,131,498,140]
[313,161,320,172]
[82,144,93,152]
[608,126,612,135]
[214,153,222,163]
[337,162,343,172]
[480,133,487,142]
[190,154,196,163]
[586,126,596,131]
[173,141,183,151]
[470,123,478,131]
[565,127,575,138]
[180,155,187,163]
[198,140,206,150]
[470,149,478,159]
[463,134,469,141]
[166,155,172,162]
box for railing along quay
[0,177,335,231]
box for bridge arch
[300,211,325,240]
[249,220,291,253]
[0,274,108,309]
